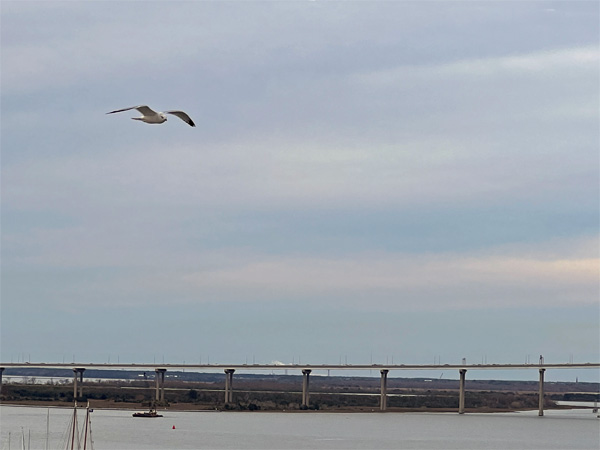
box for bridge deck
[1,362,598,370]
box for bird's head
[160,113,167,121]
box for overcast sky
[1,1,598,381]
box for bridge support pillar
[155,368,166,403]
[458,369,467,414]
[72,368,85,401]
[380,369,389,411]
[224,369,235,404]
[538,368,545,416]
[302,369,312,408]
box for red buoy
[172,425,176,429]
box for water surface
[1,405,598,449]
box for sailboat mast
[46,408,50,450]
[82,403,90,450]
[70,402,78,450]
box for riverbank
[3,374,597,413]
[1,399,580,414]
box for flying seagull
[106,105,195,127]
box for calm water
[1,405,598,450]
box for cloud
[1,2,598,372]
[441,46,598,77]
[4,123,596,219]
[176,236,598,311]
[1,3,202,95]
[353,45,596,82]
[5,231,596,312]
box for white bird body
[107,105,195,127]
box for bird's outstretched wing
[165,110,196,127]
[106,105,157,116]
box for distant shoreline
[1,399,583,414]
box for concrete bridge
[1,362,598,416]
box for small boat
[132,408,163,418]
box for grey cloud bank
[1,1,598,379]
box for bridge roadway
[1,362,598,416]
[1,362,598,370]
